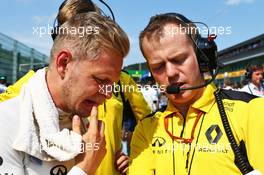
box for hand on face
[72,106,106,175]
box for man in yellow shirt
[97,71,151,175]
[129,13,264,175]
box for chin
[77,101,95,116]
[75,107,92,118]
[169,91,194,104]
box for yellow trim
[205,69,246,80]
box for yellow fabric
[129,83,264,175]
[96,71,151,175]
[0,70,35,102]
[1,70,151,175]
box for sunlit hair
[50,0,129,64]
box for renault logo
[152,137,166,147]
[206,125,223,144]
[50,165,67,175]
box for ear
[55,50,73,79]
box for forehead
[253,69,263,73]
[142,23,194,60]
[145,23,193,45]
[78,49,123,81]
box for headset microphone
[166,78,214,94]
[166,66,220,94]
[166,85,181,94]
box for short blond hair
[50,12,130,62]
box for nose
[166,62,179,79]
[104,90,112,99]
[259,73,263,79]
[98,84,113,99]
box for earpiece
[245,67,253,80]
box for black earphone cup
[245,68,253,80]
[163,13,218,73]
[196,50,211,72]
[196,37,218,72]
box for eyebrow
[167,52,188,60]
[104,72,119,83]
[148,60,164,67]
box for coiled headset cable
[214,89,253,174]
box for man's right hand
[72,106,106,175]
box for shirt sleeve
[128,120,155,175]
[246,98,264,173]
[67,166,87,175]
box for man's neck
[173,88,205,118]
[177,105,189,118]
[250,82,261,90]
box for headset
[157,13,219,94]
[245,66,254,80]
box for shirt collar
[191,83,216,113]
[164,83,217,115]
[164,100,179,116]
[248,82,263,91]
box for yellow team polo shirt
[0,70,35,102]
[129,83,264,175]
[96,71,151,175]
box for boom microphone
[166,80,212,94]
[166,85,181,94]
[166,66,220,94]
